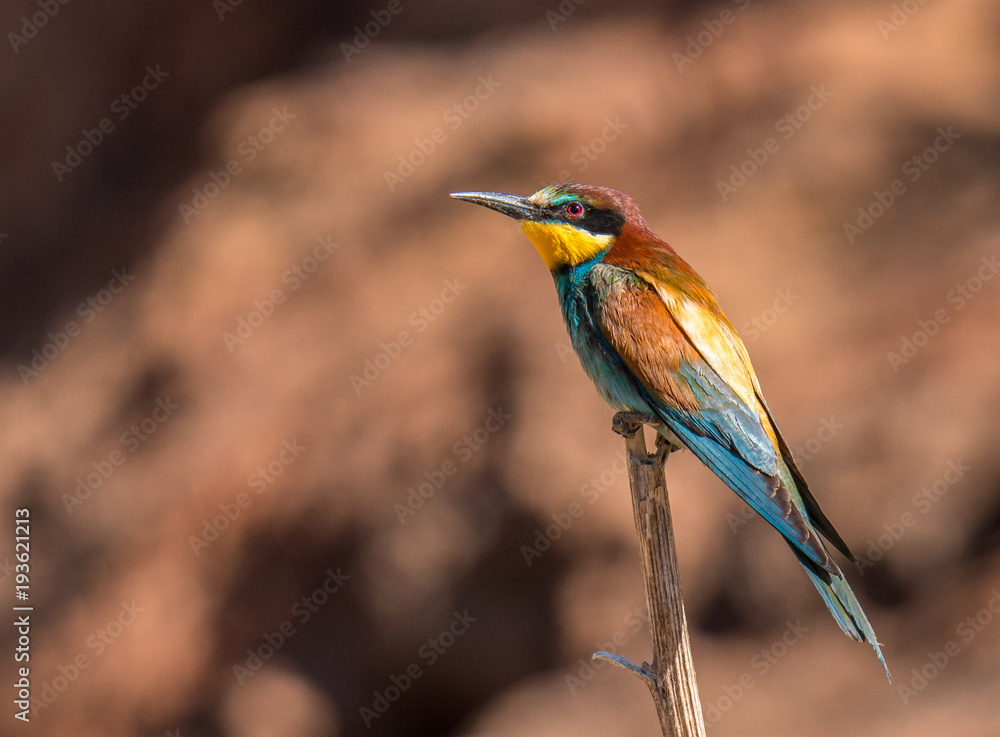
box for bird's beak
[449,191,540,221]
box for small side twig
[595,412,706,737]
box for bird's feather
[449,181,889,678]
[793,545,890,679]
[586,263,835,572]
[582,262,890,677]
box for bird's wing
[587,264,834,571]
[648,270,856,561]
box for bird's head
[450,183,643,271]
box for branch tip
[592,650,657,688]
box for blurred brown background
[2,0,1000,735]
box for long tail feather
[792,545,891,681]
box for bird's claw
[654,434,679,463]
[611,411,658,438]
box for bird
[450,182,890,680]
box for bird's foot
[611,411,658,438]
[654,434,680,463]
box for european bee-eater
[450,183,890,679]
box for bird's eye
[565,202,585,217]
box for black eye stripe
[544,205,624,236]
[578,208,625,236]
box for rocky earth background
[2,1,1000,736]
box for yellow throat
[520,221,614,271]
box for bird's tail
[792,545,891,681]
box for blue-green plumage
[559,258,889,678]
[451,182,891,680]
[561,262,822,566]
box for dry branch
[592,411,706,737]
